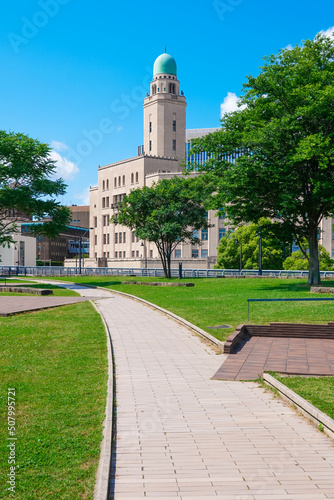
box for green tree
[0,131,71,246]
[190,34,334,285]
[214,219,287,270]
[283,244,334,271]
[111,176,212,278]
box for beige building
[87,51,228,269]
[87,50,334,270]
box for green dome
[153,53,177,76]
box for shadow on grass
[256,282,311,293]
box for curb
[263,373,334,440]
[91,302,114,500]
[85,283,225,351]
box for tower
[143,51,186,162]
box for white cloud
[50,140,68,152]
[220,92,246,117]
[50,150,79,181]
[74,187,90,205]
[319,26,334,38]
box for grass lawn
[41,276,334,341]
[0,302,108,500]
[271,374,334,421]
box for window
[192,249,199,258]
[107,252,109,258]
[149,140,152,152]
[102,180,105,190]
[106,179,109,189]
[201,249,208,258]
[131,173,134,184]
[103,234,106,244]
[114,177,117,188]
[102,198,105,208]
[123,232,126,243]
[173,139,176,151]
[219,209,226,219]
[95,235,97,245]
[201,229,208,241]
[122,175,125,186]
[205,211,209,219]
[123,251,126,258]
[115,251,118,258]
[119,232,122,244]
[115,233,118,244]
[150,250,153,258]
[132,231,135,243]
[132,251,135,257]
[136,250,139,257]
[175,249,181,258]
[193,230,199,239]
[107,234,110,244]
[173,120,176,132]
[94,216,97,228]
[77,219,80,224]
[103,252,106,257]
[219,229,226,240]
[118,176,121,187]
[149,122,152,133]
[136,172,139,183]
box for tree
[0,131,70,246]
[111,176,212,278]
[214,219,288,270]
[283,243,334,271]
[190,34,334,285]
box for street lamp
[235,237,243,272]
[141,241,147,271]
[257,227,263,276]
[79,228,93,275]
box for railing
[1,266,334,279]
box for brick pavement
[0,295,89,316]
[91,293,334,500]
[213,336,334,381]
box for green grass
[271,374,334,420]
[40,276,334,341]
[0,302,108,499]
[0,279,34,284]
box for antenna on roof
[164,44,166,53]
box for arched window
[102,180,105,190]
[106,179,109,189]
[131,173,134,184]
[152,84,156,95]
[122,175,125,186]
[135,172,138,183]
[114,177,117,188]
[118,176,121,187]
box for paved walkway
[213,336,334,380]
[0,295,88,315]
[31,281,334,499]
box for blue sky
[1,0,334,205]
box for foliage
[0,131,71,246]
[190,35,334,285]
[283,244,334,271]
[214,219,289,270]
[111,176,213,277]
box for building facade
[87,51,231,269]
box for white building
[87,51,228,269]
[0,225,36,267]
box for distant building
[68,205,89,229]
[87,51,232,269]
[0,223,36,267]
[21,223,89,264]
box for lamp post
[79,228,93,275]
[235,237,243,272]
[257,228,263,276]
[141,241,147,271]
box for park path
[42,281,334,499]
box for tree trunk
[166,251,172,279]
[308,227,321,286]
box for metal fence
[2,265,334,279]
